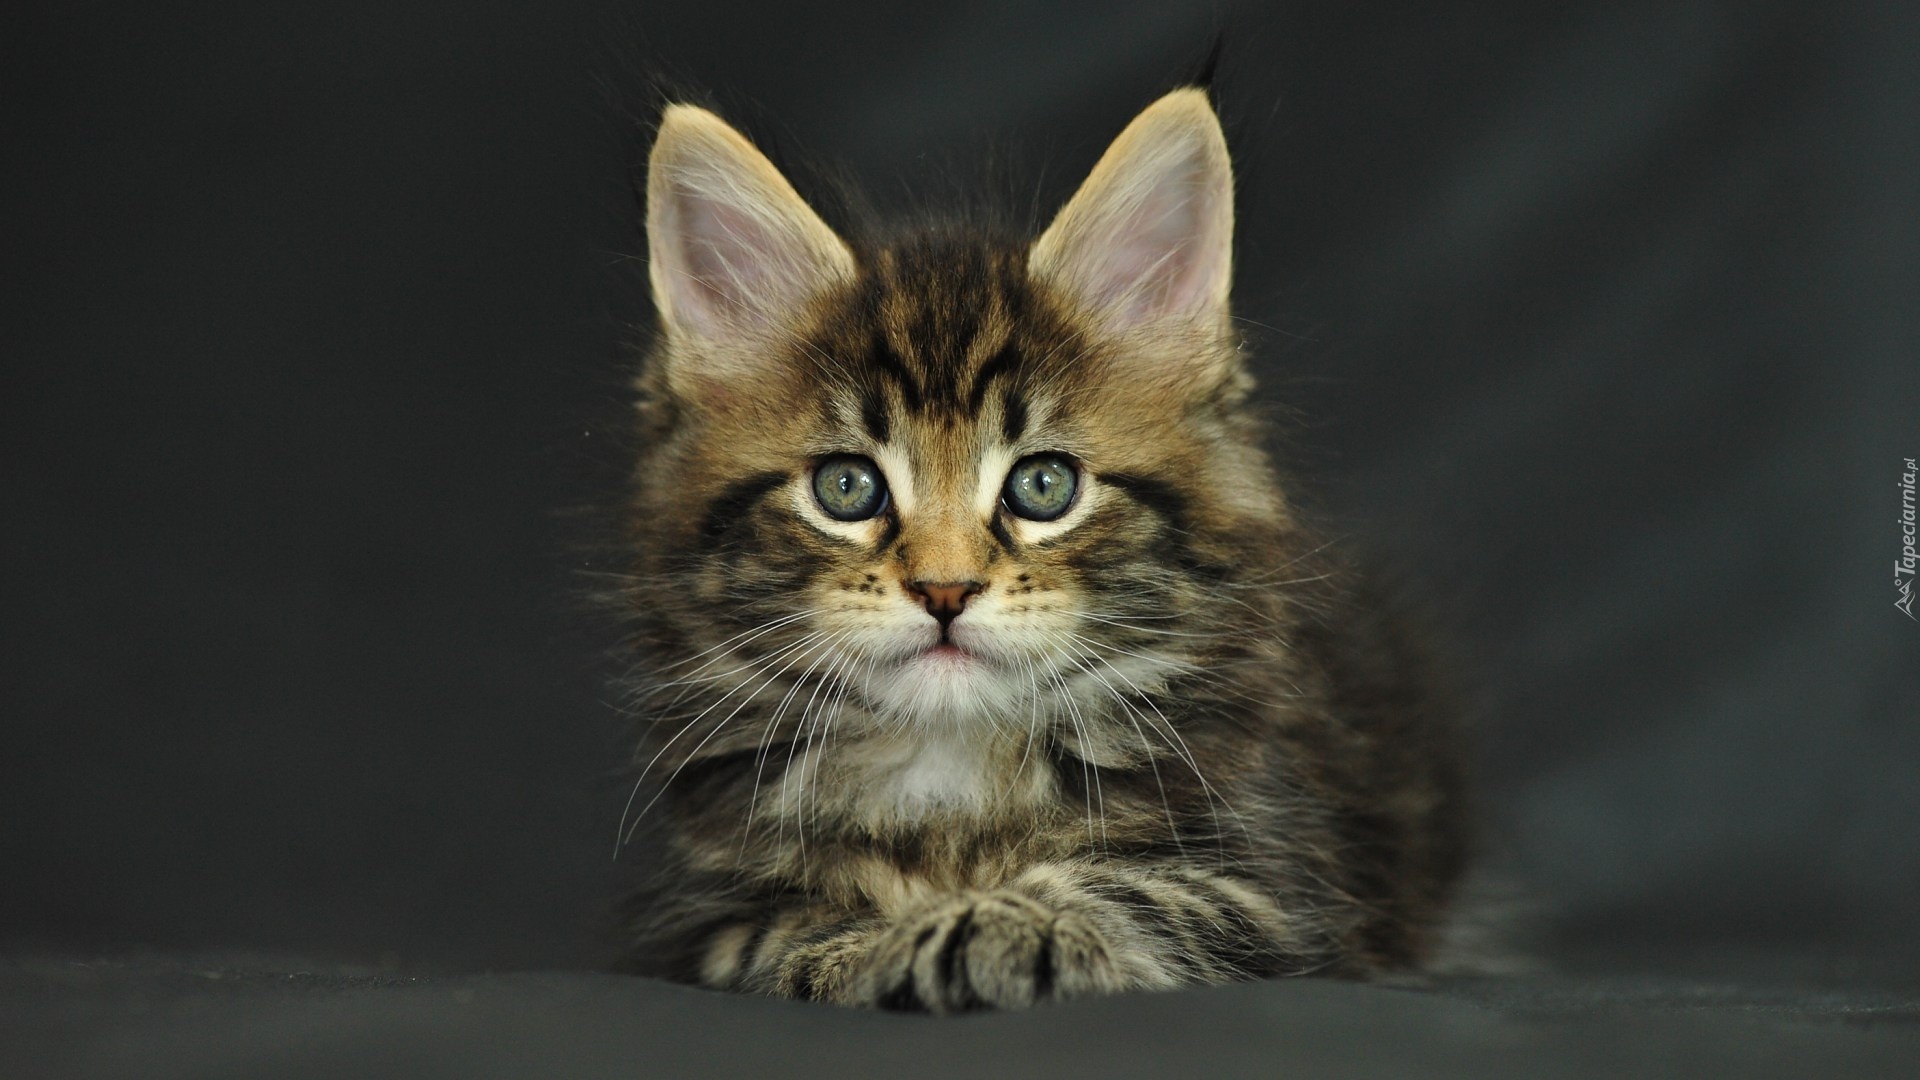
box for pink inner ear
[1106,177,1217,325]
[668,191,783,332]
[1055,147,1230,331]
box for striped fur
[616,90,1468,1012]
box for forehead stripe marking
[1001,389,1029,444]
[865,335,925,413]
[964,343,1021,413]
[860,387,891,443]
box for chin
[861,644,1031,731]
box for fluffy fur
[615,88,1467,1012]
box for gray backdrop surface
[3,2,1917,1074]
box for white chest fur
[775,726,1054,826]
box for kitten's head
[630,90,1289,737]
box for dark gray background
[4,0,1917,1063]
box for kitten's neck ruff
[775,723,1057,827]
[747,654,1181,833]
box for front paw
[851,890,1122,1013]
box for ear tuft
[646,105,855,354]
[1030,89,1234,333]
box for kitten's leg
[700,864,1302,1012]
[1009,861,1314,986]
[696,893,1121,1011]
[696,906,888,1003]
[852,889,1129,1011]
[850,863,1305,1011]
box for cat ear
[646,105,856,363]
[1030,88,1234,332]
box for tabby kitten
[618,88,1466,1012]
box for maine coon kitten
[618,87,1467,1012]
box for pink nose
[907,580,984,628]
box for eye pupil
[812,455,887,521]
[1003,454,1078,521]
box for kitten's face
[681,251,1220,732]
[790,365,1102,731]
[634,92,1282,740]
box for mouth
[915,640,981,670]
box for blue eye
[812,455,888,521]
[1003,454,1078,521]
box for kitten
[616,87,1467,1012]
